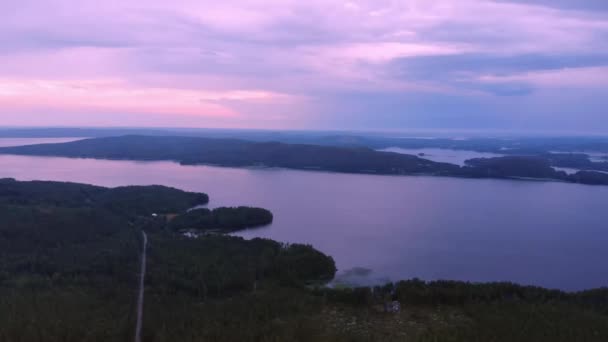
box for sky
[1,0,608,133]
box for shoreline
[1,151,606,187]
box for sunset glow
[1,0,607,131]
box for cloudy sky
[1,0,608,133]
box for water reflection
[379,147,504,166]
[0,137,86,147]
[1,154,607,290]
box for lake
[0,137,86,147]
[1,139,608,291]
[378,147,504,166]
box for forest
[0,135,459,175]
[168,207,273,232]
[1,135,607,185]
[3,179,608,342]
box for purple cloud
[0,0,607,132]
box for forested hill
[0,177,208,215]
[0,135,460,175]
[1,135,608,185]
[0,135,608,185]
[0,179,337,341]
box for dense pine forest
[2,178,608,342]
[167,206,273,232]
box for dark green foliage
[0,179,339,342]
[0,205,137,278]
[313,281,608,341]
[316,286,375,306]
[544,152,608,172]
[0,179,208,342]
[464,156,561,179]
[94,185,208,216]
[319,279,608,312]
[0,135,460,175]
[0,188,141,341]
[146,234,336,298]
[568,170,608,185]
[274,243,337,284]
[0,285,135,342]
[3,135,608,185]
[212,206,273,229]
[0,178,105,207]
[416,303,608,342]
[168,206,273,232]
[394,279,572,306]
[3,178,608,342]
[0,178,208,216]
[142,287,330,342]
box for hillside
[0,135,459,174]
[2,135,608,185]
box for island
[2,178,608,341]
[462,156,608,184]
[1,135,608,186]
[168,207,274,233]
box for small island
[168,206,274,233]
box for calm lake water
[0,137,85,147]
[1,139,608,291]
[379,147,504,166]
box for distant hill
[0,135,461,175]
[1,135,608,185]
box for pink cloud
[478,66,608,88]
[0,78,293,118]
[0,0,607,129]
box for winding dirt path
[134,231,147,342]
